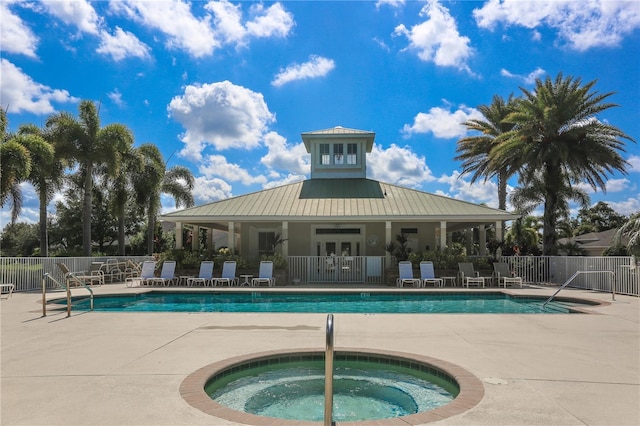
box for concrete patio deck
[1,285,639,425]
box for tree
[491,73,634,255]
[17,123,68,256]
[574,202,627,235]
[0,222,39,256]
[614,212,640,256]
[455,94,517,211]
[46,100,134,255]
[0,108,31,223]
[133,144,194,255]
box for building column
[466,228,473,254]
[192,225,199,251]
[228,221,235,253]
[207,228,215,253]
[281,221,289,258]
[479,225,487,256]
[175,222,183,249]
[495,220,503,241]
[385,221,392,265]
[440,221,447,251]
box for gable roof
[161,178,518,224]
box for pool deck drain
[1,285,639,425]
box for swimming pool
[54,291,594,313]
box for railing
[324,313,335,426]
[502,255,638,296]
[543,270,616,308]
[288,256,385,284]
[0,256,154,292]
[42,272,94,317]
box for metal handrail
[324,313,335,426]
[42,272,94,318]
[543,270,616,308]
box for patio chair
[101,259,125,283]
[458,262,485,288]
[420,261,443,287]
[252,261,276,287]
[493,263,523,288]
[57,262,103,287]
[187,261,215,287]
[147,261,177,286]
[211,261,239,286]
[396,261,421,288]
[126,261,156,287]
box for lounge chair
[126,261,156,287]
[211,261,239,286]
[252,261,276,287]
[147,261,177,286]
[396,261,421,288]
[57,262,104,287]
[458,262,485,288]
[187,261,215,287]
[493,263,523,288]
[420,261,443,287]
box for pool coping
[180,347,485,426]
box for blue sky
[2,0,639,227]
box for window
[320,144,330,165]
[333,143,344,165]
[258,232,276,254]
[347,143,357,164]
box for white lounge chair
[252,261,276,287]
[396,261,421,288]
[187,261,215,287]
[126,261,156,287]
[493,263,523,288]
[147,261,177,286]
[458,262,485,288]
[212,261,239,286]
[420,261,443,287]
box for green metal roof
[161,178,518,223]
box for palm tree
[133,144,194,255]
[455,94,517,211]
[17,123,69,256]
[46,100,134,255]
[0,108,30,223]
[614,212,640,255]
[491,73,634,255]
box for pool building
[160,126,518,281]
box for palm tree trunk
[118,205,126,255]
[39,188,48,257]
[83,165,93,256]
[542,166,560,255]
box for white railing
[502,256,638,296]
[0,256,154,292]
[288,256,385,284]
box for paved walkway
[1,285,639,425]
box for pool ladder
[542,270,615,308]
[325,313,335,426]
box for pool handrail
[543,270,615,308]
[324,313,335,426]
[42,272,94,318]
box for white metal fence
[0,256,154,292]
[502,255,638,296]
[288,256,386,284]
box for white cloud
[107,89,125,107]
[192,176,233,204]
[474,0,640,51]
[394,0,473,70]
[260,132,310,175]
[367,144,435,187]
[96,27,151,61]
[604,178,632,193]
[272,55,335,87]
[402,103,483,139]
[169,81,275,160]
[376,0,405,9]
[41,0,101,35]
[606,196,640,216]
[500,67,546,84]
[246,2,295,38]
[627,155,640,173]
[198,154,267,186]
[0,2,39,58]
[262,174,306,189]
[0,59,79,114]
[436,171,504,209]
[110,0,219,58]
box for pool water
[58,291,583,313]
[206,361,456,421]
